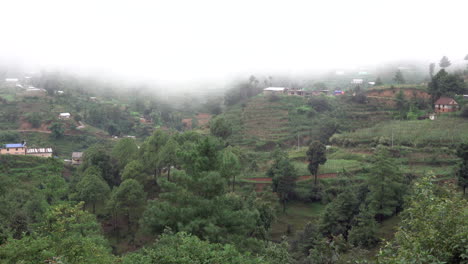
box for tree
[439,56,451,68]
[395,90,408,119]
[74,167,110,213]
[268,151,298,212]
[140,130,169,181]
[347,205,379,248]
[48,122,64,139]
[374,77,383,86]
[393,70,405,84]
[81,145,117,187]
[319,187,360,236]
[461,105,468,119]
[26,112,42,128]
[140,171,267,245]
[465,54,468,70]
[456,143,468,195]
[108,179,146,231]
[307,97,331,112]
[366,148,406,221]
[0,203,115,264]
[378,176,468,263]
[210,116,232,139]
[111,138,138,170]
[121,160,148,184]
[306,141,327,185]
[428,69,466,103]
[219,146,241,192]
[122,231,274,264]
[159,137,180,181]
[429,62,435,78]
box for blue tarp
[5,143,25,148]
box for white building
[59,113,71,119]
[263,87,287,94]
[351,79,363,84]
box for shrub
[461,104,468,118]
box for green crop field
[331,115,468,147]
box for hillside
[331,115,468,147]
[223,93,394,148]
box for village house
[351,79,363,85]
[26,148,53,158]
[334,90,345,96]
[434,97,458,113]
[71,152,83,165]
[0,143,27,155]
[4,78,19,87]
[59,112,71,119]
[263,87,287,95]
[287,87,311,97]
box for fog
[1,0,467,86]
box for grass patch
[293,159,363,176]
[269,201,325,241]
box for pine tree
[456,143,468,195]
[429,63,435,78]
[374,76,383,86]
[269,151,298,212]
[366,148,406,221]
[306,141,327,185]
[393,70,405,84]
[439,56,451,68]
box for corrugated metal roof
[435,97,457,105]
[26,148,53,154]
[5,143,25,148]
[72,152,83,158]
[351,79,363,84]
[263,87,286,91]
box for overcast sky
[1,0,467,83]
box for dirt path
[247,173,339,192]
[247,173,338,183]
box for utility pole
[297,134,300,150]
[391,127,394,148]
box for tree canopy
[306,141,327,184]
[439,56,451,68]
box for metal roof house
[26,148,53,158]
[263,87,287,94]
[59,113,71,119]
[0,143,26,155]
[434,97,458,113]
[72,152,84,165]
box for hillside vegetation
[331,115,468,147]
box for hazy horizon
[1,0,467,85]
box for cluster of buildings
[0,142,53,158]
[263,87,345,97]
[0,142,85,165]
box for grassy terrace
[370,84,428,90]
[331,115,468,147]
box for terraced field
[242,97,290,142]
